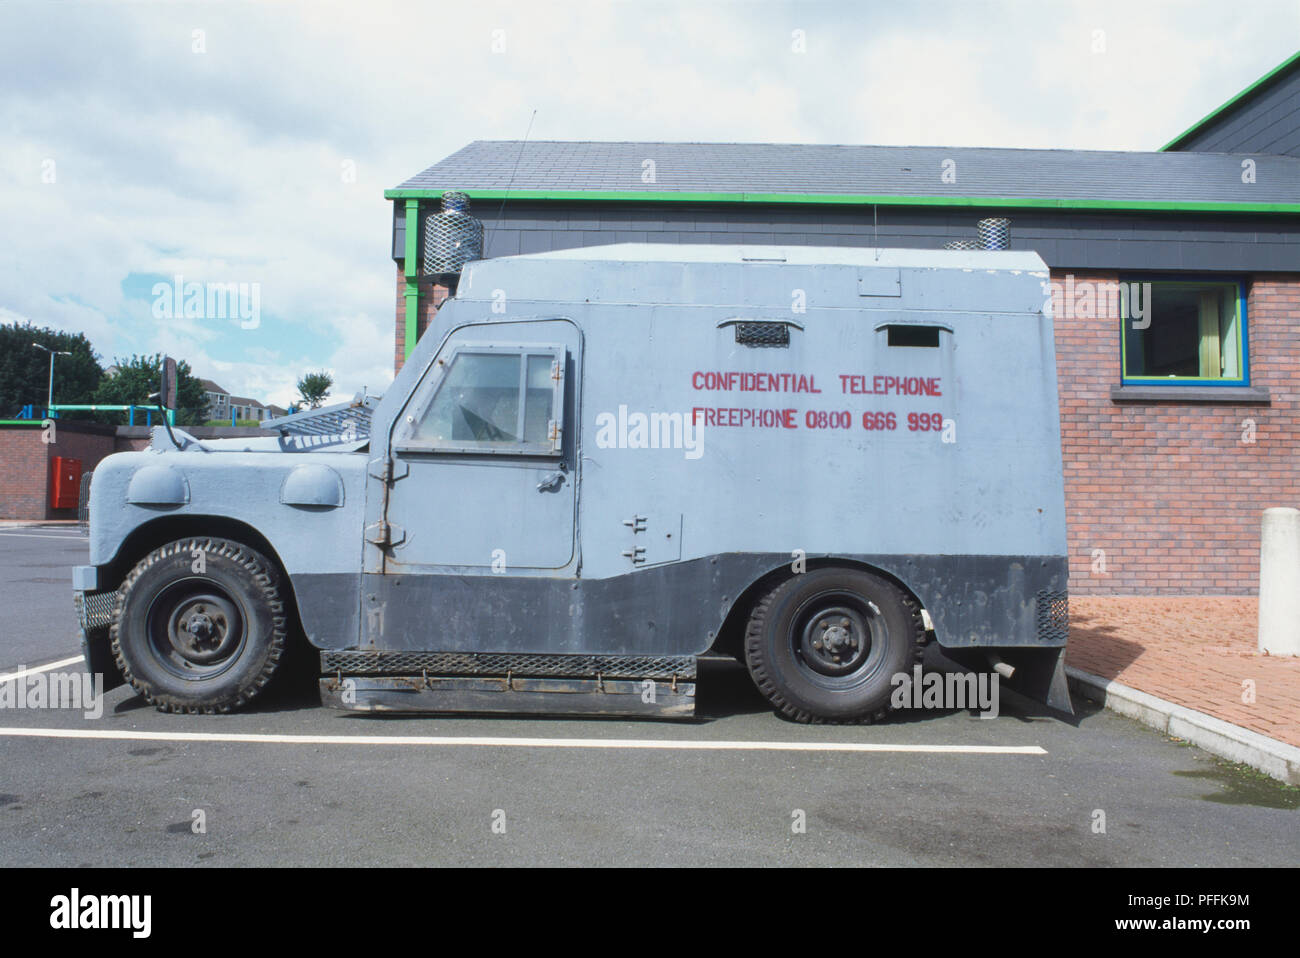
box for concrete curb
[1066,665,1300,786]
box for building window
[1121,280,1247,386]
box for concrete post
[1259,507,1300,656]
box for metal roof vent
[735,322,790,347]
[422,191,483,278]
[718,319,801,348]
[977,217,1010,250]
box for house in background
[384,52,1300,598]
[200,379,285,422]
[200,379,230,421]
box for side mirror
[159,356,178,410]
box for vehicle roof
[507,242,1047,270]
[455,243,1049,312]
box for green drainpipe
[404,198,420,362]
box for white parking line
[0,532,88,540]
[0,657,85,683]
[0,726,1047,754]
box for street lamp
[31,343,71,415]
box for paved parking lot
[1,527,1296,867]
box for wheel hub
[821,622,854,653]
[184,611,215,643]
[158,590,244,670]
[800,606,872,677]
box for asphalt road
[1,527,1296,867]
[0,527,86,669]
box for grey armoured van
[74,244,1070,721]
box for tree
[0,321,103,418]
[93,354,208,426]
[297,371,333,409]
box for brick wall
[393,261,450,374]
[0,423,116,519]
[1,423,282,519]
[1056,271,1300,595]
[0,428,48,519]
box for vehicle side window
[397,344,564,455]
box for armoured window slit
[885,325,942,348]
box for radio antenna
[492,109,538,241]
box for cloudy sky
[1,0,1296,408]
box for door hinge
[621,546,646,565]
[368,457,409,484]
[365,520,405,547]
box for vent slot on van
[734,322,791,348]
[884,324,943,348]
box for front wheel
[111,538,288,713]
[744,567,924,723]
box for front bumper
[72,564,100,592]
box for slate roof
[1162,50,1300,154]
[392,141,1300,206]
[226,395,269,408]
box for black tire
[744,567,924,724]
[111,538,288,714]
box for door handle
[537,472,565,492]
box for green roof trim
[1160,50,1300,152]
[383,187,1300,215]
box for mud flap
[994,647,1073,714]
[942,646,1073,715]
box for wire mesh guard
[263,394,378,445]
[943,240,982,250]
[322,650,697,681]
[1035,590,1070,644]
[976,217,1011,250]
[422,191,483,276]
[735,322,791,348]
[75,590,118,631]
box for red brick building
[386,53,1300,596]
[0,421,117,520]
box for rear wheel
[111,538,287,713]
[744,567,924,723]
